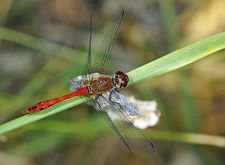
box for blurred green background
[0,0,225,164]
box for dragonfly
[24,9,155,157]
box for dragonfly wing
[69,75,87,91]
[96,95,156,157]
[83,9,123,76]
[91,9,124,74]
[101,108,136,157]
[83,16,93,76]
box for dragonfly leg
[95,94,104,109]
[109,91,116,104]
[109,91,124,109]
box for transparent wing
[96,9,124,74]
[83,16,93,75]
[89,8,124,75]
[95,93,156,157]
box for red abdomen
[24,87,89,113]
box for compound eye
[115,71,124,76]
[125,75,129,82]
[121,74,129,88]
[114,71,129,88]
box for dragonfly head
[113,71,129,88]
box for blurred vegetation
[0,0,225,165]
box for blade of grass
[148,129,225,148]
[0,31,225,135]
[0,26,82,61]
[22,119,225,148]
[128,31,225,84]
[0,96,88,134]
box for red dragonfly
[24,9,155,157]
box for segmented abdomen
[24,87,89,113]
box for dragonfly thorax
[113,71,129,89]
[87,75,114,97]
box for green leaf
[0,26,82,61]
[0,97,87,134]
[128,32,225,84]
[0,31,225,139]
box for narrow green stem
[0,31,225,143]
